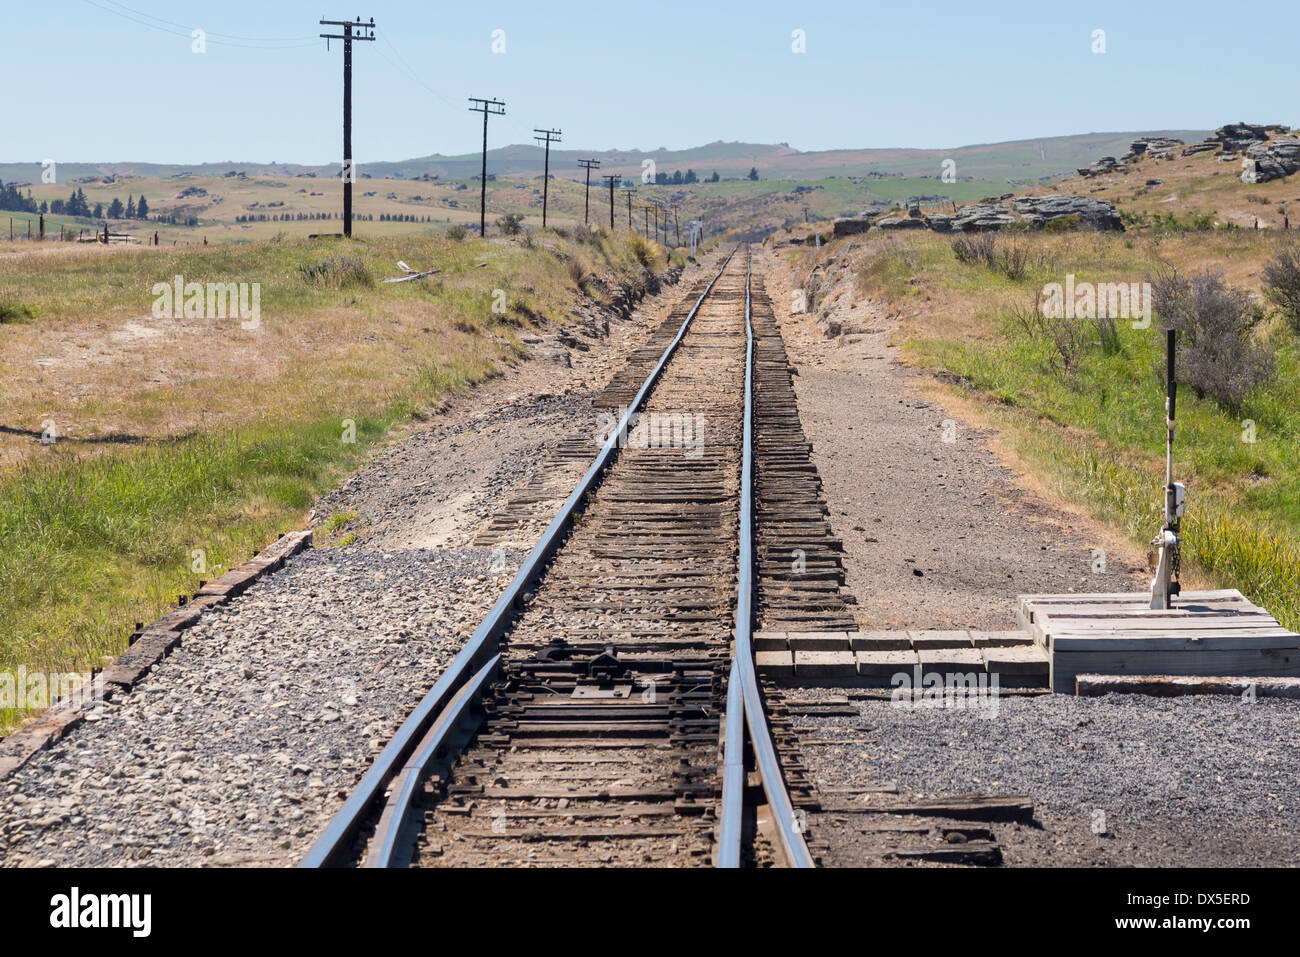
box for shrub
[630,233,657,267]
[1148,268,1274,408]
[496,213,525,236]
[0,300,37,323]
[1262,242,1300,331]
[1010,293,1091,374]
[298,254,373,289]
[950,233,1030,280]
[1043,214,1081,234]
[446,224,467,241]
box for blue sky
[8,1,1297,164]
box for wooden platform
[1017,590,1300,693]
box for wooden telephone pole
[601,174,621,230]
[534,128,562,228]
[319,16,376,239]
[468,97,506,236]
[577,158,601,225]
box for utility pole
[643,204,650,238]
[601,173,621,230]
[626,187,633,231]
[320,16,376,239]
[670,202,680,246]
[802,204,809,223]
[468,97,506,237]
[534,128,561,228]
[577,159,601,225]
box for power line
[468,97,506,237]
[80,0,318,48]
[378,35,459,110]
[320,16,377,239]
[534,129,562,228]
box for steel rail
[301,247,740,868]
[364,655,500,867]
[717,246,815,869]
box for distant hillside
[0,130,1209,188]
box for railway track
[302,247,818,868]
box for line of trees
[236,211,380,222]
[653,169,700,186]
[0,183,151,220]
[0,182,37,213]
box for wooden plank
[1050,631,1299,653]
[794,649,857,677]
[982,645,1049,676]
[970,630,1033,648]
[847,795,1034,823]
[857,649,919,678]
[753,631,789,652]
[850,631,912,651]
[908,630,974,649]
[755,650,794,677]
[1020,588,1246,607]
[1075,673,1300,699]
[888,840,1002,866]
[917,647,986,674]
[787,630,850,651]
[1052,647,1300,693]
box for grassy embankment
[792,227,1300,631]
[0,227,670,730]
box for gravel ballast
[0,547,519,867]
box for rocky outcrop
[1012,195,1123,230]
[1182,142,1219,157]
[876,215,928,230]
[949,202,1020,231]
[1077,156,1123,178]
[832,217,873,238]
[1124,137,1183,162]
[1212,122,1289,153]
[945,195,1122,233]
[1241,139,1300,184]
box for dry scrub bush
[298,254,373,288]
[1148,268,1274,409]
[1263,243,1300,332]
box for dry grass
[0,227,661,730]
